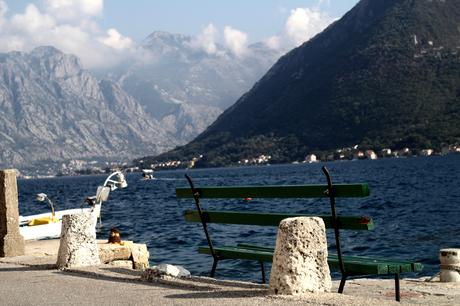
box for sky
[0,0,360,69]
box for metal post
[395,273,401,302]
[322,167,346,285]
[260,261,266,284]
[185,175,219,266]
[211,258,219,277]
[338,275,347,293]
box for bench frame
[180,166,420,301]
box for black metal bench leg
[395,273,400,302]
[338,275,347,293]
[210,258,219,277]
[260,261,266,284]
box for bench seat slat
[198,245,423,275]
[328,255,423,275]
[235,243,423,274]
[198,246,274,262]
[237,243,274,252]
[184,210,375,230]
[237,243,422,271]
[176,184,369,199]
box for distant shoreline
[17,153,460,180]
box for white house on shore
[365,150,378,160]
[381,148,392,156]
[419,149,434,156]
[304,154,318,163]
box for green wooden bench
[176,167,423,301]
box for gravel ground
[0,239,458,306]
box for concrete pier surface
[0,240,459,306]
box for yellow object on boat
[27,217,60,226]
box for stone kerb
[98,241,150,269]
[0,169,25,257]
[56,213,100,269]
[269,217,331,295]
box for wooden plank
[176,184,370,199]
[198,246,274,262]
[184,210,375,230]
[236,243,274,252]
[198,245,423,275]
[236,244,423,273]
[328,257,386,274]
[328,254,424,274]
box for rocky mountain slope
[0,32,281,173]
[150,0,460,167]
[105,31,282,143]
[0,46,176,171]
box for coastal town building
[304,154,318,163]
[365,150,378,160]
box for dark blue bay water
[18,155,460,281]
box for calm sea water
[18,155,460,281]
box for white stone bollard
[269,217,331,295]
[439,248,460,282]
[56,213,100,269]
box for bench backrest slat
[184,210,374,231]
[176,184,369,199]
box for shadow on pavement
[0,264,56,271]
[165,289,268,299]
[56,267,269,298]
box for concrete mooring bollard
[0,169,25,257]
[269,217,331,295]
[56,213,100,269]
[439,248,460,282]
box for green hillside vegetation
[139,0,460,168]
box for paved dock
[0,240,458,305]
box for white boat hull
[19,205,101,240]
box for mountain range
[0,32,281,174]
[150,0,460,167]
[105,31,282,142]
[0,46,175,171]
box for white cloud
[0,1,337,68]
[0,0,133,69]
[265,35,281,50]
[188,23,219,54]
[9,4,55,34]
[100,28,133,50]
[0,1,7,25]
[264,7,335,50]
[224,26,249,57]
[285,8,334,46]
[45,0,103,21]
